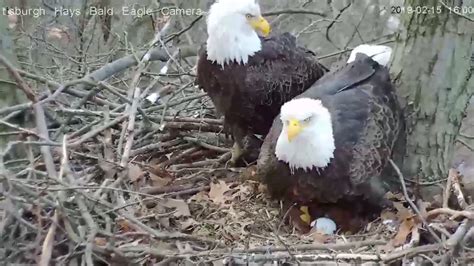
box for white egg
[311,217,337,235]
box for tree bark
[0,10,27,153]
[391,0,474,181]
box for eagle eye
[303,116,312,123]
[245,13,253,19]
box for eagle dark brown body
[258,54,404,208]
[196,33,327,162]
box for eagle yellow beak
[287,119,302,142]
[249,16,271,37]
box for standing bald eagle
[196,0,327,164]
[257,53,403,228]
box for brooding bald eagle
[347,44,393,67]
[257,53,403,228]
[196,0,327,164]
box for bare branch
[263,9,326,17]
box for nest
[1,44,473,265]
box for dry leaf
[231,183,253,200]
[94,237,107,246]
[384,191,404,201]
[149,173,171,187]
[128,164,144,183]
[239,221,253,234]
[176,241,194,253]
[189,191,209,202]
[158,217,170,228]
[159,84,175,97]
[98,158,117,179]
[118,239,141,248]
[208,180,232,205]
[117,219,133,232]
[392,217,415,246]
[162,198,190,217]
[239,166,259,181]
[226,205,239,218]
[393,202,413,221]
[380,209,397,221]
[180,218,198,231]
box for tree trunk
[0,11,27,153]
[391,0,474,181]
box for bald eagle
[196,0,327,164]
[257,53,403,227]
[347,44,393,67]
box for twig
[0,54,58,179]
[263,9,326,17]
[159,121,223,132]
[146,92,208,112]
[383,243,444,263]
[16,69,118,108]
[130,139,182,157]
[164,9,202,44]
[450,169,468,209]
[430,223,453,238]
[389,159,443,243]
[69,115,128,147]
[0,102,32,116]
[0,54,37,102]
[228,239,386,254]
[159,146,200,168]
[35,105,58,179]
[0,119,45,140]
[446,219,474,249]
[39,210,59,266]
[120,87,141,167]
[456,138,474,152]
[439,0,474,22]
[211,253,381,262]
[163,185,210,197]
[317,39,395,60]
[162,116,223,125]
[116,242,440,262]
[426,208,474,220]
[183,136,230,153]
[443,169,456,208]
[459,132,474,139]
[73,45,197,93]
[325,2,352,50]
[463,226,474,244]
[97,82,150,124]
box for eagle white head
[347,44,392,67]
[275,98,336,173]
[206,0,271,66]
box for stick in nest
[120,87,142,167]
[389,159,443,243]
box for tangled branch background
[1,0,473,264]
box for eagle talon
[285,204,312,233]
[299,205,312,225]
